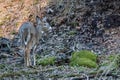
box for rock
[104,15,120,28]
[55,53,70,65]
[0,37,11,52]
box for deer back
[19,22,36,49]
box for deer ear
[36,16,42,24]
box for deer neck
[35,26,43,44]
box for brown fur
[19,16,52,66]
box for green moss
[70,58,97,68]
[71,50,97,62]
[70,50,97,68]
[37,57,55,66]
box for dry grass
[0,0,50,38]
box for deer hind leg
[25,48,31,66]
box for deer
[18,16,52,66]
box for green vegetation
[70,50,97,68]
[68,31,77,35]
[69,22,79,27]
[37,56,56,66]
[71,50,97,62]
[0,64,5,69]
[108,54,116,61]
[97,54,120,76]
[70,58,97,68]
[100,54,120,68]
[116,54,120,67]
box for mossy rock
[70,50,97,68]
[70,58,98,68]
[71,50,97,62]
[37,57,55,66]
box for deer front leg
[33,45,36,66]
[31,45,36,66]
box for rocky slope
[0,0,120,80]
